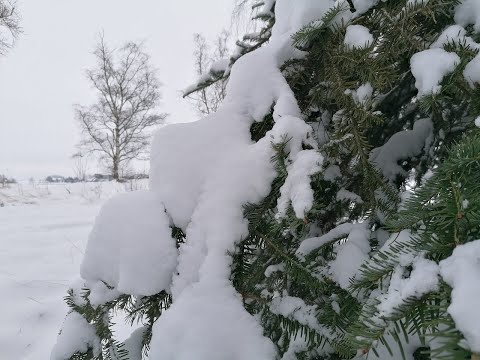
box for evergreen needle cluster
[58,1,480,359]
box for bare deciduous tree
[0,0,20,54]
[187,31,230,115]
[72,153,88,182]
[76,36,167,181]
[231,0,259,36]
[183,3,274,102]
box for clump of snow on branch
[345,82,373,106]
[270,295,321,330]
[51,312,100,360]
[410,48,460,96]
[370,118,433,181]
[464,55,480,88]
[65,0,394,358]
[455,0,480,32]
[257,0,276,18]
[475,117,480,128]
[265,263,285,277]
[296,222,358,257]
[329,224,371,289]
[123,327,146,360]
[439,240,480,353]
[344,25,374,49]
[280,336,310,360]
[429,24,480,88]
[270,293,335,347]
[430,25,479,50]
[336,188,363,204]
[147,1,345,358]
[276,149,323,219]
[376,256,439,318]
[355,82,373,104]
[80,190,178,298]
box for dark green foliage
[61,285,172,360]
[229,0,480,359]
[58,0,480,359]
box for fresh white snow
[27,0,480,359]
[475,117,480,128]
[376,256,439,318]
[276,149,323,219]
[50,311,100,360]
[0,181,143,360]
[329,223,371,289]
[410,48,460,96]
[464,54,480,88]
[430,25,479,50]
[80,190,178,298]
[144,1,347,358]
[370,118,433,181]
[440,240,480,353]
[344,25,374,49]
[455,0,480,32]
[297,222,359,257]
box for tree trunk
[112,158,119,181]
[113,127,120,181]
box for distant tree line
[44,173,149,184]
[0,174,16,187]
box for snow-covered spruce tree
[52,0,480,360]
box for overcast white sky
[0,0,235,179]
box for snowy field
[0,181,147,359]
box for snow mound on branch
[464,54,480,88]
[210,58,229,74]
[146,1,341,358]
[297,222,357,257]
[270,295,320,330]
[51,312,100,360]
[410,48,460,96]
[336,188,363,204]
[272,0,335,39]
[151,283,276,360]
[265,263,285,277]
[370,118,433,181]
[356,82,373,104]
[276,149,323,219]
[80,190,178,297]
[281,336,309,360]
[345,83,373,106]
[431,25,480,88]
[59,0,389,358]
[329,223,371,289]
[344,25,374,49]
[455,0,480,33]
[377,257,439,318]
[123,327,146,360]
[440,240,480,353]
[431,25,480,50]
[332,0,381,24]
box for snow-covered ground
[0,181,147,359]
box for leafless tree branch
[0,0,21,54]
[183,1,275,100]
[186,32,230,116]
